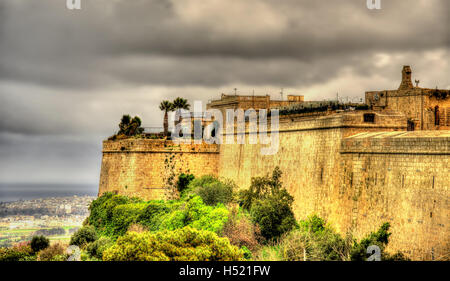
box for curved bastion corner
[98,139,220,200]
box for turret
[398,65,414,90]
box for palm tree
[159,101,174,136]
[119,114,131,134]
[118,114,144,136]
[172,97,191,127]
[173,97,190,111]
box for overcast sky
[0,0,448,185]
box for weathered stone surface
[99,139,219,200]
[340,131,449,260]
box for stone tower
[398,65,414,90]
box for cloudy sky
[0,0,448,185]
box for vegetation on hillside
[103,227,243,261]
[0,167,410,261]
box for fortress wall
[219,116,345,219]
[99,139,219,200]
[340,131,450,260]
[218,112,406,232]
[218,112,445,260]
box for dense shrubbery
[85,191,229,238]
[349,222,409,261]
[136,201,172,231]
[256,215,409,261]
[221,206,262,253]
[160,195,229,233]
[37,243,67,261]
[70,225,98,248]
[184,175,235,206]
[0,240,69,262]
[0,241,35,261]
[86,237,113,260]
[0,248,29,261]
[350,222,391,261]
[103,226,244,261]
[69,168,410,261]
[110,203,149,236]
[273,215,350,261]
[87,192,142,236]
[176,173,195,194]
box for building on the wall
[206,93,304,117]
[98,66,449,260]
[176,93,305,136]
[366,66,450,131]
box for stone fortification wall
[99,139,219,200]
[339,131,450,260]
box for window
[363,113,375,123]
[407,120,415,131]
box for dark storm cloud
[0,132,102,183]
[0,0,448,89]
[104,0,448,58]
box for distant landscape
[0,183,97,203]
[0,195,95,248]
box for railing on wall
[142,127,164,134]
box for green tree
[159,101,174,136]
[128,116,144,136]
[239,167,296,241]
[119,114,131,133]
[30,235,50,253]
[70,225,98,248]
[172,97,191,129]
[172,97,191,112]
[239,167,286,210]
[250,192,296,241]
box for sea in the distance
[0,183,98,203]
